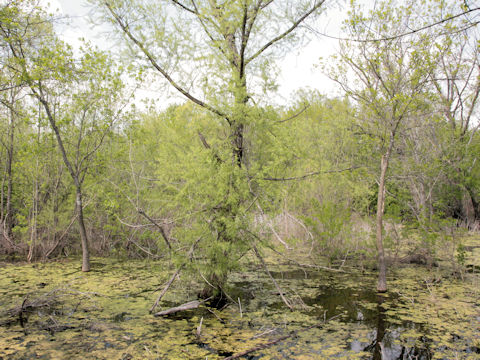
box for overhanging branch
[260,166,361,182]
[307,6,480,43]
[276,103,309,123]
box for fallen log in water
[154,300,202,317]
[150,236,202,313]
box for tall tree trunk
[27,178,38,263]
[376,154,389,293]
[75,186,90,272]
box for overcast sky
[43,0,344,107]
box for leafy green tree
[328,0,434,291]
[91,0,328,297]
[0,0,127,270]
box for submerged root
[0,286,99,334]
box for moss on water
[0,249,479,359]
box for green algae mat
[0,256,479,359]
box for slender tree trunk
[5,103,15,242]
[376,154,389,293]
[75,185,90,272]
[36,93,91,272]
[0,160,5,252]
[27,178,38,262]
[1,149,5,225]
[28,118,42,262]
[5,149,13,242]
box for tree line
[0,0,479,297]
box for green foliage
[303,198,352,260]
[0,0,479,304]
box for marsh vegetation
[0,240,479,359]
[1,0,480,358]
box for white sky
[43,0,345,107]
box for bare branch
[150,236,202,313]
[246,0,326,65]
[137,208,172,250]
[170,0,197,14]
[307,6,480,43]
[103,1,231,125]
[276,103,309,123]
[253,245,293,310]
[260,166,361,182]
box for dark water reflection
[238,270,439,360]
[368,295,434,360]
[312,290,432,359]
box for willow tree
[329,0,434,292]
[91,0,327,298]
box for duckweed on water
[0,254,479,359]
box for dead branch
[205,307,225,323]
[261,166,361,182]
[285,212,314,240]
[137,208,172,250]
[126,237,163,259]
[150,237,202,313]
[154,300,202,316]
[276,104,309,123]
[255,202,290,250]
[253,245,293,310]
[1,287,70,327]
[150,268,181,313]
[196,316,203,338]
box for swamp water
[0,257,478,359]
